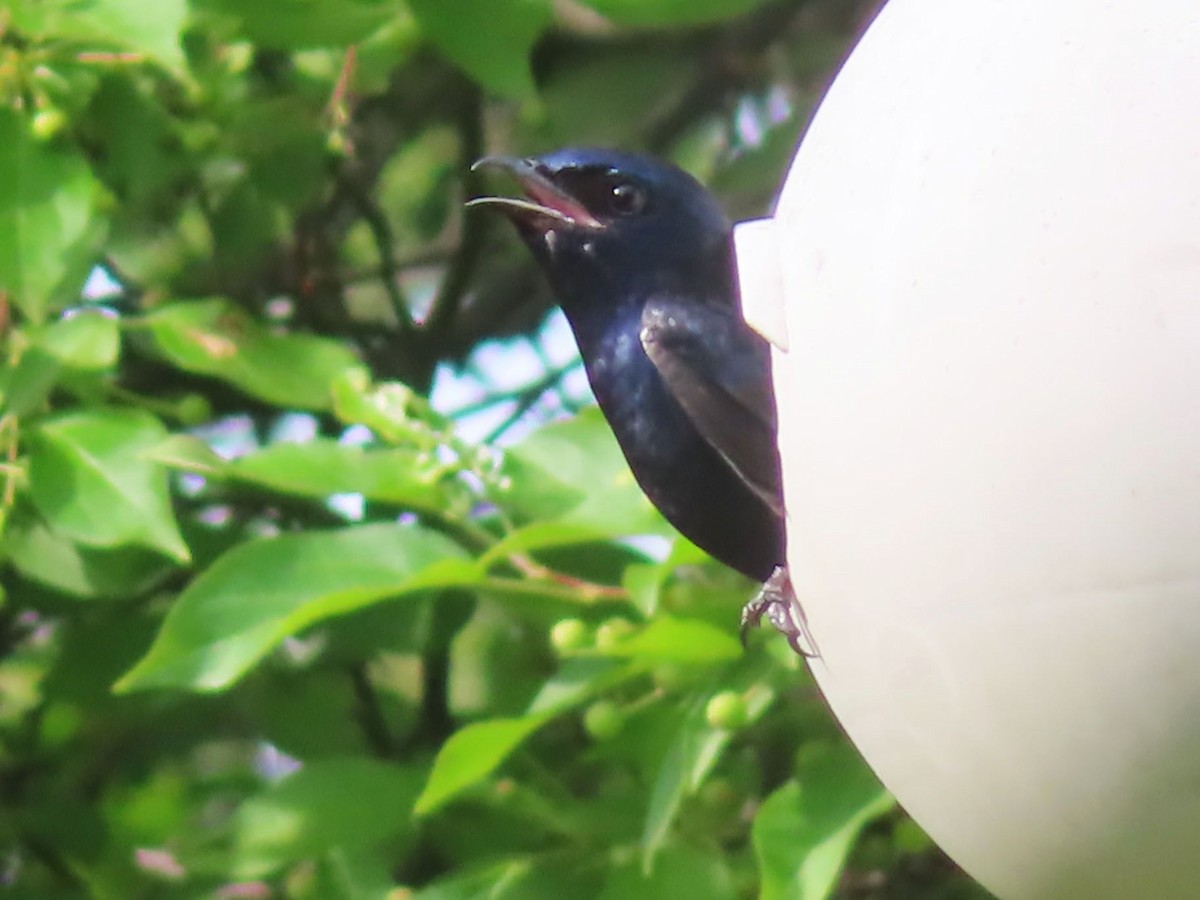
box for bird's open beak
[467,156,602,229]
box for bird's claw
[740,566,820,658]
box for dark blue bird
[469,147,810,654]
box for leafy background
[0,0,991,897]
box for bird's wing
[640,296,783,515]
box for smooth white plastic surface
[735,2,1200,897]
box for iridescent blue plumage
[471,148,810,653]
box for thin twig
[482,366,576,445]
[478,575,628,605]
[341,246,454,284]
[422,81,485,340]
[349,664,400,757]
[447,360,582,421]
[1,415,18,509]
[325,45,358,129]
[336,172,416,335]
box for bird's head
[468,148,734,312]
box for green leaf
[247,672,371,758]
[229,439,449,510]
[414,857,602,900]
[414,713,552,815]
[600,842,735,900]
[26,408,190,562]
[410,863,520,900]
[332,370,443,446]
[479,522,625,565]
[753,745,896,900]
[116,523,477,692]
[406,0,551,99]
[502,408,627,504]
[146,435,455,512]
[642,673,775,868]
[622,562,667,618]
[2,347,62,417]
[311,847,402,900]
[597,616,742,665]
[525,657,638,717]
[0,109,106,323]
[42,609,163,703]
[233,758,424,878]
[136,299,362,411]
[224,98,330,210]
[577,0,771,27]
[6,509,174,601]
[1,313,119,416]
[140,434,225,477]
[522,49,695,150]
[10,0,188,71]
[198,0,402,50]
[494,454,584,525]
[37,311,121,370]
[486,408,668,560]
[84,71,192,208]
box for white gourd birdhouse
[734,2,1200,897]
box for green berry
[595,617,635,650]
[325,129,349,157]
[176,394,212,426]
[31,108,67,142]
[583,700,624,740]
[550,618,589,653]
[705,691,749,731]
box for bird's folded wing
[640,296,783,515]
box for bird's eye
[608,181,646,216]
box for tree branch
[421,79,485,342]
[336,170,416,335]
[349,663,400,758]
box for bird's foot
[740,566,820,658]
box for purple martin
[469,148,812,655]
